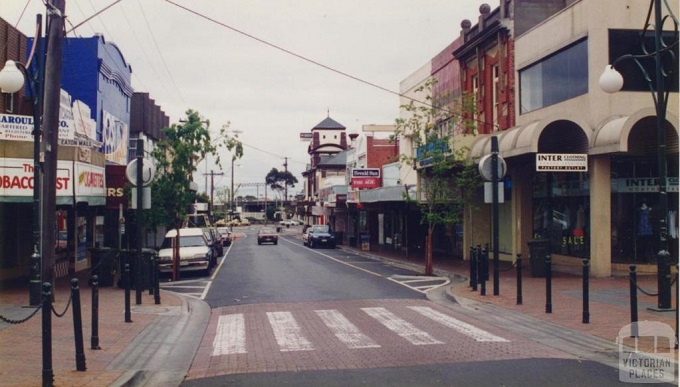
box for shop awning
[357,185,417,203]
[591,108,679,155]
[469,116,592,159]
[469,120,545,159]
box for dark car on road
[303,224,336,248]
[257,227,279,245]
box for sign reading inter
[536,153,588,172]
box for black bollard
[629,264,638,337]
[124,263,132,323]
[545,254,552,313]
[480,246,487,297]
[148,254,154,295]
[470,246,478,291]
[154,255,161,305]
[516,254,523,305]
[476,245,483,289]
[90,275,100,350]
[483,244,490,282]
[42,282,54,387]
[71,279,87,371]
[582,259,590,324]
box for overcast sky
[1,0,484,198]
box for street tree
[393,79,479,275]
[148,110,241,230]
[265,167,298,201]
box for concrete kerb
[109,290,211,387]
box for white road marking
[266,311,314,352]
[362,307,444,346]
[281,237,383,277]
[388,275,451,294]
[315,309,380,349]
[212,314,247,355]
[409,306,509,342]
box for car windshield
[217,227,230,235]
[260,227,276,234]
[160,235,206,249]
[311,225,329,233]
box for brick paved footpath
[0,277,182,387]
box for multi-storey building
[465,0,678,276]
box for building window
[520,38,588,114]
[492,64,499,129]
[607,30,679,93]
[610,157,679,263]
[532,172,590,258]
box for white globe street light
[598,65,624,94]
[0,60,26,93]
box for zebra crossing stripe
[315,309,381,349]
[213,314,247,356]
[361,307,444,346]
[409,306,509,342]
[266,311,314,352]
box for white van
[157,228,214,275]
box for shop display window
[611,158,679,263]
[532,172,590,258]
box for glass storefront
[611,157,679,263]
[532,172,590,258]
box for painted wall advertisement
[102,110,128,165]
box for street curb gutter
[109,291,211,387]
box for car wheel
[258,240,261,245]
[309,240,314,248]
[274,241,278,245]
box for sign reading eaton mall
[536,153,588,172]
[351,168,381,189]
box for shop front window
[611,158,679,263]
[532,173,590,258]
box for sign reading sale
[351,168,381,189]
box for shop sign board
[75,162,106,198]
[0,158,72,197]
[351,168,381,189]
[612,177,679,193]
[536,153,588,172]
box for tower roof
[312,117,345,130]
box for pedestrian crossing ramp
[212,305,508,356]
[389,275,450,293]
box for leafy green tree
[393,79,480,275]
[147,110,242,230]
[265,167,298,202]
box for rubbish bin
[334,232,343,246]
[527,239,550,277]
[118,249,155,290]
[90,247,119,287]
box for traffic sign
[125,158,156,186]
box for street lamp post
[599,0,677,310]
[0,15,44,306]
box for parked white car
[279,219,303,226]
[157,228,215,275]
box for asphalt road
[203,227,424,307]
[175,227,673,386]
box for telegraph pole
[202,170,224,214]
[41,0,66,288]
[283,157,289,205]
